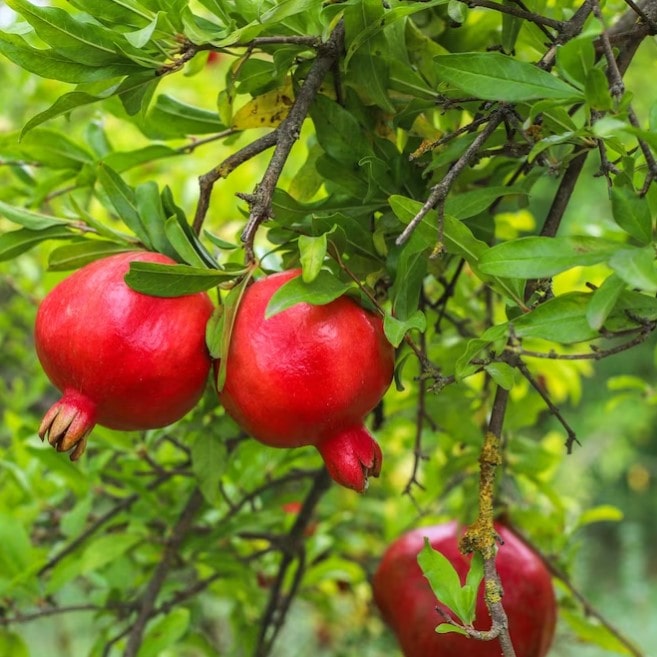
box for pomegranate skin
[35,251,214,459]
[372,521,557,657]
[217,269,395,492]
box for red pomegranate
[372,521,557,657]
[217,269,395,492]
[35,251,214,460]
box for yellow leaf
[231,78,336,130]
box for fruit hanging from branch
[35,251,214,460]
[372,521,557,657]
[216,269,395,492]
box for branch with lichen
[458,386,517,657]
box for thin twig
[121,488,204,657]
[396,108,507,246]
[460,386,517,657]
[466,0,565,31]
[254,468,331,657]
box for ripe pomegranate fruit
[217,269,395,492]
[35,251,213,460]
[372,521,556,657]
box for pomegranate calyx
[317,426,383,493]
[38,391,96,461]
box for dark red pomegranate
[372,521,557,657]
[217,269,395,492]
[35,251,214,459]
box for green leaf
[384,311,426,347]
[434,52,582,101]
[0,631,29,657]
[478,236,619,278]
[0,225,73,261]
[0,200,69,229]
[512,292,599,344]
[215,271,255,392]
[192,433,224,505]
[97,164,151,246]
[561,609,637,656]
[0,32,140,84]
[610,186,653,245]
[144,94,227,139]
[48,240,133,271]
[464,552,484,614]
[609,247,657,292]
[139,608,191,657]
[125,261,233,296]
[135,182,176,258]
[484,362,517,390]
[585,67,613,111]
[299,233,327,283]
[310,95,371,165]
[436,623,468,636]
[586,274,626,330]
[417,537,471,625]
[578,505,624,527]
[556,36,594,89]
[347,53,395,113]
[265,270,353,319]
[0,513,34,578]
[445,186,528,221]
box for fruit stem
[316,425,382,493]
[38,390,97,461]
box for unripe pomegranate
[35,251,214,460]
[217,269,395,492]
[372,521,556,657]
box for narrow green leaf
[135,182,176,258]
[0,200,69,230]
[478,236,619,278]
[462,552,484,625]
[384,311,426,347]
[144,94,226,139]
[434,52,582,101]
[586,274,625,330]
[445,186,528,220]
[96,164,150,246]
[578,505,624,527]
[125,261,233,296]
[47,240,132,271]
[610,186,653,245]
[265,270,353,319]
[299,233,327,283]
[215,271,256,391]
[561,609,637,656]
[0,226,73,261]
[164,217,206,268]
[609,247,657,292]
[192,433,224,505]
[0,32,139,84]
[436,623,468,636]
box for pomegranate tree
[372,521,557,657]
[35,251,213,460]
[216,269,395,492]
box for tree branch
[121,488,204,657]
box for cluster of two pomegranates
[36,251,556,657]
